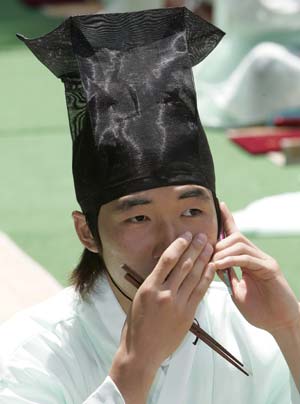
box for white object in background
[195,42,300,127]
[233,192,300,236]
[102,0,164,13]
[194,0,300,127]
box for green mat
[1,1,299,297]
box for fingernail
[195,233,207,244]
[182,231,192,241]
[202,243,213,256]
[207,262,215,271]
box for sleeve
[290,374,300,404]
[83,376,125,404]
[0,373,125,404]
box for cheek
[198,215,218,246]
[100,223,152,263]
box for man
[1,7,299,403]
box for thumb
[220,201,239,236]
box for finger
[188,262,216,311]
[150,231,193,284]
[220,201,239,236]
[213,242,264,262]
[229,267,239,287]
[164,233,208,291]
[214,254,263,272]
[214,232,256,252]
[177,243,214,301]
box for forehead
[105,184,214,213]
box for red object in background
[164,0,185,7]
[23,0,84,6]
[228,127,300,154]
[274,117,300,127]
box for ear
[72,211,99,253]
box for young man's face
[97,184,218,300]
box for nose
[152,220,183,261]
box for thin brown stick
[190,322,244,367]
[124,273,141,289]
[122,264,144,285]
[190,323,249,376]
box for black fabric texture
[17,7,224,221]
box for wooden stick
[190,322,244,367]
[124,273,141,289]
[122,264,144,285]
[190,323,249,376]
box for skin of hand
[109,231,215,404]
[213,202,300,389]
[212,202,300,334]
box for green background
[1,1,299,296]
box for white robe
[0,276,298,403]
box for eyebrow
[113,188,210,212]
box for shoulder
[0,286,110,401]
[0,287,80,375]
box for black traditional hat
[17,7,224,230]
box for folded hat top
[18,8,224,214]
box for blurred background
[1,0,300,321]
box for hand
[110,232,214,403]
[212,202,300,334]
[121,231,214,368]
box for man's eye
[127,215,149,223]
[182,208,202,217]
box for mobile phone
[219,225,233,296]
